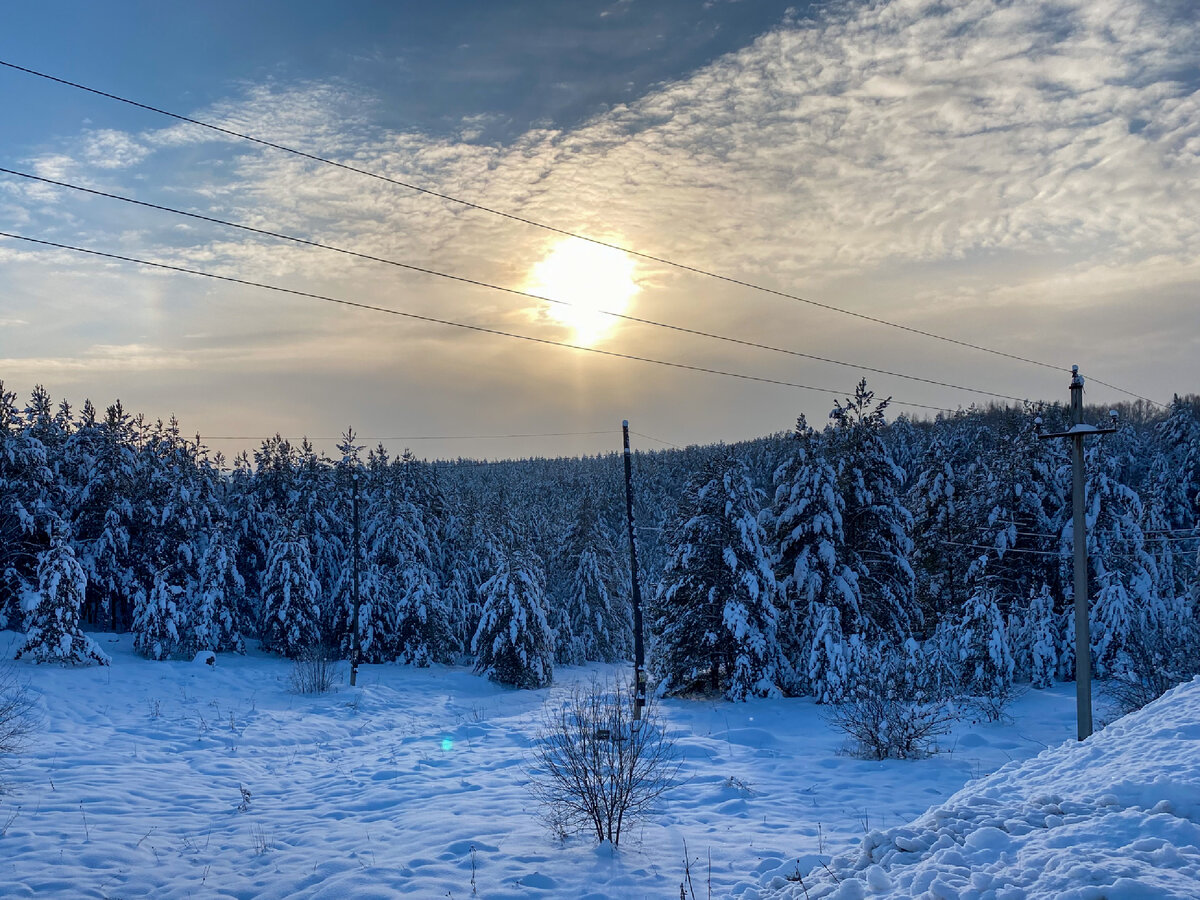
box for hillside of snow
[760,677,1200,899]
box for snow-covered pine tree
[189,521,246,654]
[554,488,630,665]
[260,525,324,658]
[1023,582,1059,689]
[227,451,271,631]
[968,406,1065,628]
[472,544,554,688]
[826,380,916,638]
[908,431,975,627]
[62,399,141,630]
[958,576,1014,718]
[0,381,50,628]
[1077,440,1159,677]
[16,527,109,665]
[653,457,781,700]
[771,417,863,699]
[133,569,185,660]
[390,504,450,666]
[355,448,451,666]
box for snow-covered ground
[1,631,1185,899]
[761,677,1200,900]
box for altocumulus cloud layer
[1,0,1197,458]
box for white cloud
[82,129,150,169]
[5,0,1196,455]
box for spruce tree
[260,526,323,658]
[653,457,781,700]
[472,545,554,688]
[189,522,246,654]
[1079,441,1158,676]
[958,577,1014,716]
[826,380,916,637]
[17,530,109,666]
[772,419,862,698]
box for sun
[525,237,640,346]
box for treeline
[1,379,1197,708]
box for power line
[205,430,619,442]
[0,230,954,413]
[0,59,1164,408]
[0,167,1032,406]
[630,430,683,450]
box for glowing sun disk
[526,238,639,346]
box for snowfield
[1,632,1193,898]
[761,677,1200,900]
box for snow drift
[762,677,1200,899]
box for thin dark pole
[349,469,362,687]
[622,420,646,720]
[1069,373,1092,740]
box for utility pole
[621,420,647,721]
[1037,366,1117,740]
[348,464,363,687]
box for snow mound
[762,677,1200,899]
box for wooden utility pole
[1037,366,1117,740]
[621,420,647,721]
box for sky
[1,0,1198,462]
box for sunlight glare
[525,238,640,346]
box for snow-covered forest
[2,378,1198,711]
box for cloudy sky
[2,0,1197,462]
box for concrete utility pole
[348,466,363,687]
[1037,366,1117,741]
[621,421,647,721]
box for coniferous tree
[555,489,630,665]
[17,528,109,665]
[133,570,185,660]
[908,432,974,628]
[189,521,246,654]
[1022,583,1059,689]
[0,381,50,627]
[472,544,554,688]
[653,457,781,700]
[260,525,323,658]
[772,418,862,699]
[968,407,1065,622]
[826,380,916,637]
[957,577,1014,715]
[1078,442,1158,676]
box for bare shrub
[288,644,340,694]
[825,654,956,760]
[825,690,955,760]
[1105,619,1200,716]
[527,678,681,846]
[0,665,39,781]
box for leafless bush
[288,644,340,694]
[825,664,956,761]
[1105,620,1200,716]
[1,666,39,790]
[527,678,681,846]
[1,665,38,759]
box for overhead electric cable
[204,430,619,441]
[0,167,1031,406]
[0,59,1163,408]
[0,230,955,413]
